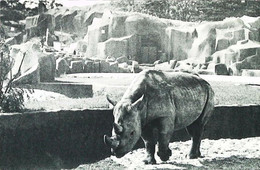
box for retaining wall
[19,82,93,98]
[0,105,259,169]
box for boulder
[116,56,128,63]
[70,60,84,73]
[100,60,110,73]
[207,63,229,75]
[239,48,257,61]
[109,61,119,73]
[241,16,260,41]
[84,60,94,73]
[174,61,193,72]
[212,40,260,68]
[212,48,238,66]
[106,56,116,62]
[98,37,128,59]
[56,57,70,75]
[229,54,260,76]
[215,28,245,52]
[216,38,230,51]
[66,57,83,66]
[39,53,56,82]
[93,61,100,73]
[118,62,130,73]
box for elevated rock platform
[19,81,93,98]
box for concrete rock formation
[11,6,260,79]
[10,38,56,84]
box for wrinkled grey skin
[104,70,214,164]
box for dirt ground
[76,137,260,170]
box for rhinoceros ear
[132,95,145,110]
[106,94,117,106]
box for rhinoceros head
[104,95,145,158]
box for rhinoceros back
[122,70,214,130]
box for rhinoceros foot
[143,156,156,164]
[189,151,203,159]
[157,148,172,161]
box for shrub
[0,39,32,112]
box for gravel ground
[76,137,260,170]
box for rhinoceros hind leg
[186,122,204,159]
[187,88,214,159]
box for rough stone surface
[98,37,128,59]
[84,60,94,73]
[207,63,229,75]
[70,60,84,73]
[93,61,100,73]
[25,14,55,40]
[39,53,56,82]
[10,39,56,84]
[229,55,260,76]
[116,56,128,64]
[56,57,70,75]
[100,60,110,73]
[174,61,193,72]
[109,61,119,73]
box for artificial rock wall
[83,11,260,71]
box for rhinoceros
[104,70,214,164]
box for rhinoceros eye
[130,131,135,136]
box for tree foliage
[111,0,260,22]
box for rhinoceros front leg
[157,117,173,162]
[141,124,157,164]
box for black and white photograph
[0,0,260,169]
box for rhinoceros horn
[113,123,123,134]
[106,94,117,106]
[104,135,120,148]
